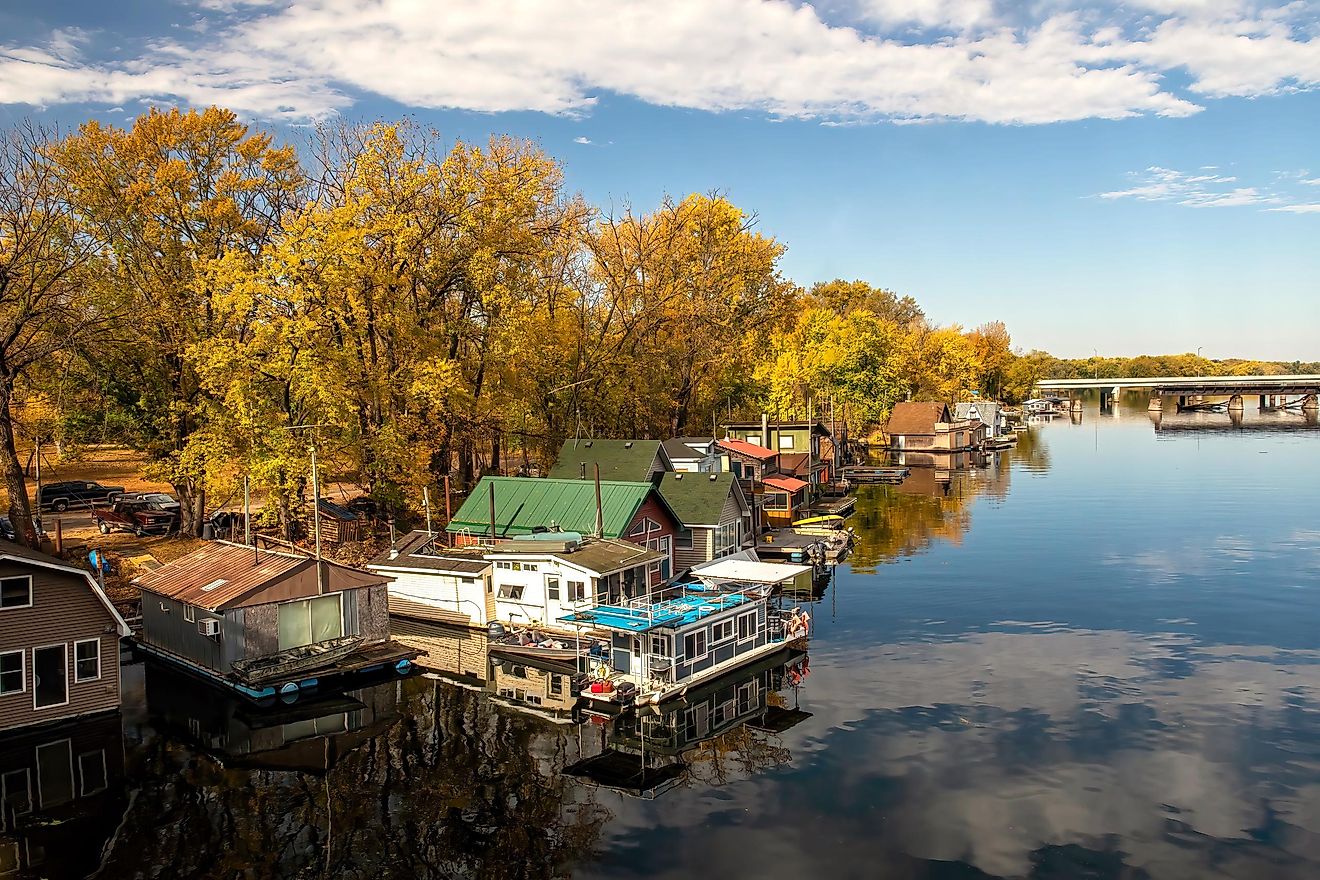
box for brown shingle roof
[134,542,390,612]
[885,402,951,436]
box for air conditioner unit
[198,618,221,638]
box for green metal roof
[546,439,667,481]
[446,477,654,538]
[657,472,742,528]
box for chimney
[761,412,769,448]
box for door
[32,645,67,709]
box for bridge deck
[1037,375,1320,395]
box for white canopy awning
[692,557,813,586]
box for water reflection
[567,650,811,798]
[42,397,1320,878]
[0,713,125,879]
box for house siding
[390,619,488,681]
[672,527,711,574]
[624,495,680,586]
[139,591,245,672]
[0,561,123,732]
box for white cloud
[1268,203,1320,213]
[1097,165,1320,213]
[0,0,1316,124]
[573,136,592,145]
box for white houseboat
[559,584,810,709]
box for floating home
[487,535,667,629]
[657,472,752,576]
[134,542,417,700]
[0,543,130,734]
[885,402,987,453]
[723,418,838,484]
[560,584,810,709]
[446,477,681,589]
[660,437,722,473]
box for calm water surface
[53,401,1320,877]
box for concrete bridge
[1035,375,1320,414]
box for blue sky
[2,0,1318,360]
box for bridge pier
[1148,394,1163,413]
[1228,394,1244,413]
[1304,394,1318,412]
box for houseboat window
[78,750,107,796]
[737,610,757,642]
[546,577,560,600]
[1,768,31,822]
[650,634,670,657]
[715,522,738,557]
[712,619,734,644]
[730,460,744,479]
[684,703,710,740]
[0,651,22,694]
[0,576,32,609]
[676,529,693,550]
[714,696,737,726]
[629,519,646,537]
[683,629,708,662]
[497,562,511,570]
[512,665,527,678]
[746,434,762,446]
[35,739,73,808]
[763,492,788,510]
[183,604,196,623]
[527,694,543,706]
[73,639,100,682]
[498,584,525,600]
[524,563,538,572]
[512,562,522,571]
[779,435,794,449]
[32,645,68,709]
[549,674,563,695]
[567,580,587,601]
[277,595,343,650]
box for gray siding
[0,560,122,731]
[673,526,713,574]
[669,603,767,682]
[140,592,243,672]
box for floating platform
[840,465,911,484]
[808,494,856,516]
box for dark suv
[38,481,125,512]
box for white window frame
[0,649,24,695]
[779,434,795,450]
[73,639,101,683]
[650,634,671,657]
[497,583,525,600]
[567,580,587,602]
[78,750,108,796]
[183,604,196,623]
[683,629,708,663]
[34,738,73,808]
[0,575,33,611]
[31,643,69,711]
[712,619,734,644]
[549,674,563,696]
[546,577,560,600]
[676,529,693,550]
[736,610,758,644]
[1,767,32,828]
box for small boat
[791,515,848,536]
[231,636,364,685]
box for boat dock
[841,465,910,484]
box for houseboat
[133,542,418,701]
[558,584,810,710]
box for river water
[16,397,1320,879]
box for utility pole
[309,443,324,596]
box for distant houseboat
[559,584,810,709]
[133,542,418,701]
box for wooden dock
[841,465,910,484]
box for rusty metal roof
[133,541,389,611]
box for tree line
[2,106,1296,546]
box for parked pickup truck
[92,497,178,536]
[38,480,125,512]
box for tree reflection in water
[847,447,1026,573]
[101,651,812,878]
